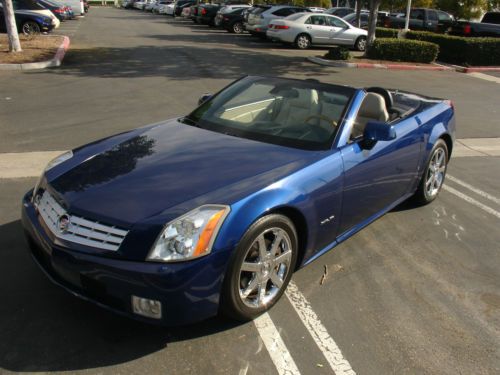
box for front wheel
[22,21,41,35]
[355,36,367,51]
[295,34,311,49]
[412,139,448,205]
[220,214,298,321]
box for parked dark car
[174,0,194,16]
[343,12,369,29]
[196,1,247,26]
[450,12,500,37]
[217,7,246,33]
[325,7,354,18]
[37,0,68,21]
[195,3,221,25]
[189,2,198,22]
[382,8,453,33]
[0,7,54,34]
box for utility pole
[404,0,412,31]
[1,0,22,52]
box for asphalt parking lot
[0,7,499,375]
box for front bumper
[21,191,230,326]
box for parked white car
[307,7,326,13]
[134,1,146,10]
[246,5,310,37]
[164,2,175,15]
[266,13,367,50]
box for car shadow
[37,44,335,80]
[0,220,243,372]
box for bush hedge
[367,38,439,63]
[375,27,399,39]
[324,46,351,61]
[405,31,500,66]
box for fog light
[131,296,162,319]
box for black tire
[355,36,367,51]
[231,21,244,34]
[412,139,448,205]
[22,21,41,35]
[295,33,311,49]
[220,214,298,321]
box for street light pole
[404,0,412,31]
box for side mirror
[362,121,396,149]
[198,93,212,106]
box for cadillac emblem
[57,214,71,234]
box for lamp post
[404,0,412,31]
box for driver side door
[337,99,422,238]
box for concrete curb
[307,56,454,71]
[0,36,70,71]
[457,66,500,73]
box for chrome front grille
[36,191,128,251]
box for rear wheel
[355,36,367,51]
[232,21,244,34]
[295,33,311,49]
[412,139,448,205]
[221,214,298,321]
[22,21,41,35]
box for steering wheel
[304,114,337,128]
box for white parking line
[442,185,500,219]
[286,281,356,375]
[447,175,500,205]
[467,72,500,84]
[254,313,301,375]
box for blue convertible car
[22,76,455,325]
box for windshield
[183,76,354,150]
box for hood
[49,120,315,226]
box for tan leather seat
[351,92,389,139]
[274,89,320,128]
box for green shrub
[324,46,351,61]
[406,31,500,66]
[367,38,439,63]
[375,27,399,39]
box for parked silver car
[245,5,310,37]
[266,13,368,50]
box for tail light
[201,8,207,15]
[384,19,390,27]
[273,25,289,30]
[464,24,471,35]
[223,16,229,21]
[446,100,455,111]
[54,8,64,13]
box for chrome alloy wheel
[238,228,292,308]
[425,147,446,198]
[296,35,310,49]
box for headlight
[148,205,230,262]
[33,150,73,197]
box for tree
[355,0,363,27]
[380,0,433,10]
[366,0,381,49]
[487,0,500,10]
[434,0,488,20]
[1,0,22,52]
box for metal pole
[404,0,412,31]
